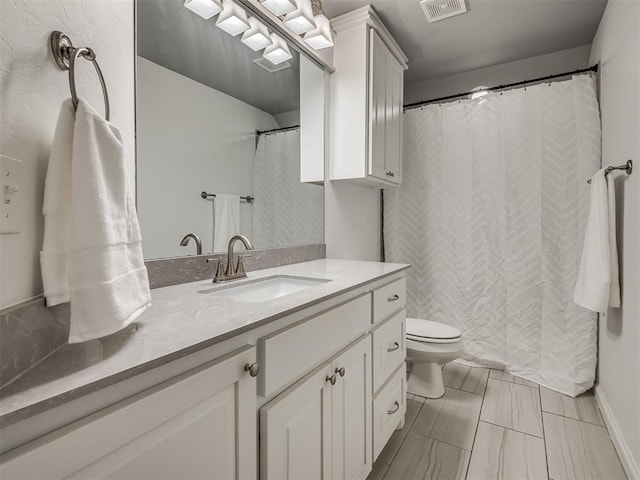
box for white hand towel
[41,99,151,343]
[573,168,620,313]
[213,194,240,252]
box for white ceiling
[137,0,300,115]
[322,0,608,84]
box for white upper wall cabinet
[329,6,408,188]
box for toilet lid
[406,318,461,341]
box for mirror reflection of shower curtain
[385,75,601,396]
[252,129,323,249]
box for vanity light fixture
[263,33,293,65]
[241,17,273,51]
[216,0,251,36]
[184,0,223,19]
[303,14,333,49]
[261,0,296,16]
[283,0,316,35]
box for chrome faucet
[207,234,254,283]
[179,233,202,255]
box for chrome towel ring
[49,31,110,121]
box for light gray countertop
[0,259,409,427]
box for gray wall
[0,0,136,309]
[405,45,592,105]
[589,0,640,476]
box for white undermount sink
[198,275,331,303]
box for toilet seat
[406,318,462,344]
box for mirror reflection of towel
[213,194,240,252]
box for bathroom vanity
[0,260,408,480]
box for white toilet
[406,318,464,399]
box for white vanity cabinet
[260,336,372,480]
[260,276,408,478]
[1,267,409,480]
[0,346,258,480]
[330,6,408,187]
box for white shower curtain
[252,129,324,249]
[385,75,601,396]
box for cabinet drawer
[259,294,371,398]
[372,311,406,393]
[372,278,405,324]
[372,365,406,460]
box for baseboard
[594,385,640,479]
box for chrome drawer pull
[335,367,346,377]
[387,294,400,302]
[326,374,337,386]
[244,363,260,377]
[387,401,400,415]
[387,342,400,353]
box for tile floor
[369,362,627,480]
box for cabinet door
[384,50,404,184]
[331,336,373,480]
[368,28,388,181]
[369,29,404,184]
[260,364,332,480]
[1,346,258,480]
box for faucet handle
[236,254,251,277]
[207,257,225,283]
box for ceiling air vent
[419,0,467,23]
[253,57,292,73]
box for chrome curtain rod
[404,64,599,111]
[256,125,300,136]
[201,191,255,203]
[586,160,633,184]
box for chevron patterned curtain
[252,130,324,249]
[385,75,601,396]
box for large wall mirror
[136,0,325,260]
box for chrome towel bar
[201,191,255,203]
[50,31,110,121]
[587,160,633,184]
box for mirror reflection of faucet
[179,233,202,255]
[207,234,254,283]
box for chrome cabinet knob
[387,401,400,415]
[244,362,260,377]
[387,342,400,353]
[335,367,346,377]
[326,374,337,386]
[387,294,400,302]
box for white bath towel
[213,194,240,252]
[41,99,151,343]
[574,168,620,313]
[607,174,621,307]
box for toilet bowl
[406,318,463,399]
